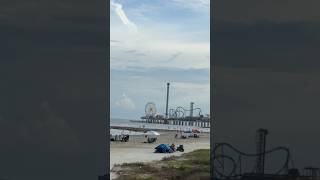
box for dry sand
[110,130,210,179]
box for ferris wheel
[145,102,157,117]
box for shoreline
[110,122,210,133]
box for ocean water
[110,118,210,135]
[110,118,133,124]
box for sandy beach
[110,130,210,179]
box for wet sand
[110,130,210,179]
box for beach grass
[112,149,210,180]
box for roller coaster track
[169,106,203,118]
[213,143,292,179]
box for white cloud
[126,3,159,22]
[110,25,209,70]
[115,94,136,110]
[110,0,210,71]
[171,82,210,107]
[110,0,138,33]
[171,0,210,11]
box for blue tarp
[155,144,173,153]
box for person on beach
[170,143,176,152]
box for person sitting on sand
[170,143,176,152]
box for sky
[213,0,320,173]
[110,0,210,119]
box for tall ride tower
[165,82,170,119]
[255,128,269,174]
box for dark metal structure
[190,102,194,117]
[255,128,269,174]
[303,166,320,180]
[212,129,320,180]
[212,142,291,179]
[165,82,170,119]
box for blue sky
[110,0,210,119]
